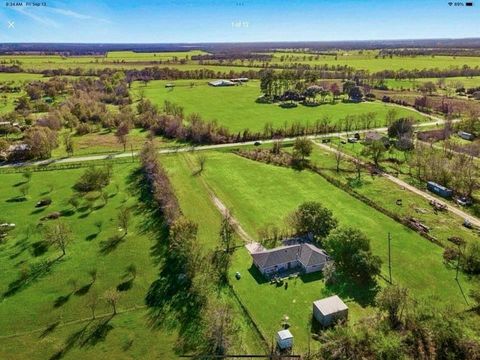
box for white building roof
[313,295,348,316]
[277,329,293,340]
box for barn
[313,295,348,327]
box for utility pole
[455,244,461,281]
[388,232,392,284]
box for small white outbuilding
[313,295,348,327]
[276,329,293,350]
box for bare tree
[86,291,99,319]
[117,206,131,236]
[196,154,207,175]
[115,121,130,152]
[219,210,235,253]
[103,288,120,315]
[43,221,73,257]
[334,143,344,173]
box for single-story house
[208,79,237,87]
[248,242,329,277]
[313,295,348,327]
[276,329,293,350]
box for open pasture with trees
[134,80,427,133]
[161,149,477,350]
[0,161,263,359]
[0,163,178,358]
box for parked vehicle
[427,181,453,199]
[456,196,472,207]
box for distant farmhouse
[247,242,329,277]
[208,79,237,87]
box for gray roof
[313,295,348,316]
[209,79,236,86]
[251,243,328,269]
[277,329,293,340]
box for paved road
[0,119,453,169]
[313,140,480,228]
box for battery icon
[466,2,473,5]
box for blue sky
[0,0,479,43]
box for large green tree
[288,201,338,242]
[324,227,382,283]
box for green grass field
[134,80,428,133]
[0,52,259,73]
[51,129,181,158]
[383,76,480,90]
[0,73,46,83]
[265,50,480,72]
[305,142,480,247]
[105,50,209,61]
[0,161,264,358]
[161,150,475,350]
[0,164,180,359]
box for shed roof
[277,329,293,340]
[313,295,348,316]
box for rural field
[134,80,428,133]
[2,22,480,358]
[161,150,477,350]
[0,162,263,359]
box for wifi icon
[448,1,453,5]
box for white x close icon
[8,21,15,29]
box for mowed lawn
[134,80,428,133]
[0,164,181,359]
[162,150,474,351]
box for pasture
[265,50,480,72]
[0,164,175,358]
[383,76,480,90]
[134,80,428,133]
[161,150,475,350]
[0,161,264,359]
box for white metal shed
[313,295,348,327]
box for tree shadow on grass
[323,273,379,308]
[53,293,71,308]
[31,207,47,215]
[59,209,75,217]
[99,234,125,255]
[30,240,49,257]
[3,257,61,298]
[75,282,92,296]
[49,317,114,360]
[9,238,29,260]
[39,321,60,339]
[85,233,98,241]
[117,278,133,292]
[6,196,27,203]
[126,168,205,353]
[300,271,324,283]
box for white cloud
[49,8,111,23]
[14,7,59,28]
